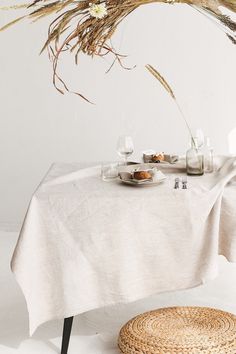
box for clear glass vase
[204,137,214,173]
[186,138,204,176]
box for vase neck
[191,137,199,149]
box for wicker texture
[118,307,236,354]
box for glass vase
[204,137,214,173]
[186,138,204,176]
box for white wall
[0,4,236,228]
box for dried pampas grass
[1,0,236,100]
[146,64,194,142]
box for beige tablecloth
[11,156,236,335]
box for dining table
[11,155,236,354]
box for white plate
[120,178,166,186]
[118,163,166,186]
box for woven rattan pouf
[118,307,236,354]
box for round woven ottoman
[118,307,236,354]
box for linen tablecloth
[11,156,236,335]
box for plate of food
[142,150,179,164]
[118,163,166,186]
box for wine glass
[117,135,134,165]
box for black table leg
[61,316,74,354]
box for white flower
[89,2,107,19]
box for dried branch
[0,0,235,101]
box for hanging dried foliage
[1,0,236,100]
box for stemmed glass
[117,135,134,165]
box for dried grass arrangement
[146,64,194,141]
[1,0,236,100]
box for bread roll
[133,170,152,180]
[152,153,164,162]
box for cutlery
[182,177,188,189]
[174,177,180,189]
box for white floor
[2,232,236,354]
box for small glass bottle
[204,137,214,173]
[186,138,204,176]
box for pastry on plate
[133,170,152,180]
[151,153,165,163]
